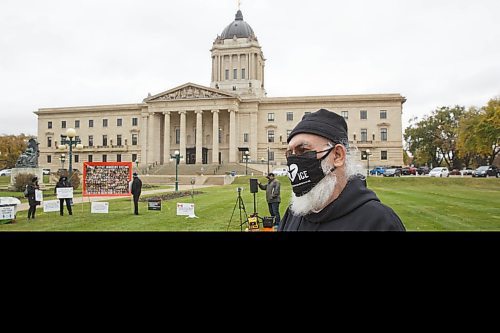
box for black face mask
[286,148,334,197]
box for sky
[1,0,499,136]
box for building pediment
[144,82,238,102]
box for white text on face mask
[297,170,309,180]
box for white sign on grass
[35,189,43,202]
[91,202,109,214]
[56,187,73,199]
[43,200,60,213]
[0,206,15,219]
[176,203,196,217]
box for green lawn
[0,176,499,231]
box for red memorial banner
[83,162,133,197]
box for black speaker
[263,216,275,228]
[249,178,259,193]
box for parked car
[429,167,449,177]
[0,169,12,176]
[416,166,430,175]
[472,165,499,178]
[402,167,417,175]
[272,167,289,176]
[383,168,401,177]
[449,169,461,176]
[461,168,474,176]
[370,166,386,175]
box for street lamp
[58,128,83,179]
[170,150,182,192]
[244,151,250,175]
[365,149,372,177]
[267,147,270,175]
[60,154,66,170]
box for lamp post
[244,151,250,175]
[60,154,66,170]
[58,128,83,179]
[365,149,372,177]
[170,150,182,192]
[267,147,270,175]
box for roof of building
[220,10,256,39]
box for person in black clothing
[258,173,281,228]
[55,176,73,216]
[279,108,405,231]
[26,176,40,220]
[130,172,142,215]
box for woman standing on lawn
[26,176,40,220]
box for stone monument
[9,138,43,190]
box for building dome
[220,10,256,39]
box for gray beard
[289,160,337,216]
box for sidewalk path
[15,184,215,212]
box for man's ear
[331,144,346,168]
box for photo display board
[83,162,133,197]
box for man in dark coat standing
[130,172,142,215]
[55,176,73,216]
[279,108,405,231]
[26,176,40,220]
[258,173,281,228]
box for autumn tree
[0,134,31,169]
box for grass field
[0,176,499,231]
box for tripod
[227,188,249,231]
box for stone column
[163,112,171,164]
[250,112,258,161]
[179,111,186,164]
[229,109,237,163]
[195,110,203,164]
[212,110,219,164]
[140,114,148,166]
[148,112,155,165]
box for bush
[14,173,35,192]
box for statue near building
[15,138,40,168]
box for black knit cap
[287,108,348,144]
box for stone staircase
[148,163,261,176]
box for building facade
[35,10,405,172]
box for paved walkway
[15,184,215,211]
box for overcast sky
[1,0,499,136]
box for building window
[47,155,52,163]
[243,133,249,143]
[89,119,94,128]
[47,137,52,148]
[61,121,66,129]
[74,155,79,163]
[361,151,368,160]
[361,129,367,142]
[132,134,138,146]
[102,155,107,162]
[341,111,349,120]
[380,110,387,119]
[102,135,108,146]
[75,120,80,128]
[175,128,180,144]
[48,121,52,129]
[267,113,275,122]
[225,69,229,80]
[381,151,388,160]
[381,128,388,141]
[218,128,222,144]
[103,119,108,127]
[304,112,311,116]
[268,130,275,143]
[132,154,137,162]
[88,155,93,162]
[241,68,246,79]
[117,154,122,162]
[116,135,122,146]
[117,118,123,127]
[286,112,294,121]
[88,135,94,147]
[360,110,367,120]
[132,117,138,126]
[269,151,275,161]
[233,69,237,80]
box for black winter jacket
[279,175,405,231]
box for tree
[0,134,31,169]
